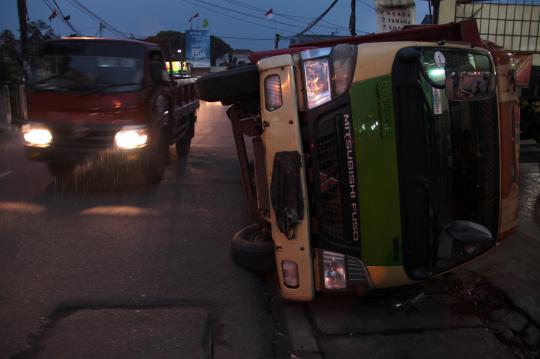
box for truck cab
[24,37,198,183]
[196,21,520,301]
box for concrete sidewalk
[282,162,540,359]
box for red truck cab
[23,37,198,183]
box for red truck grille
[49,124,119,150]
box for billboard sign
[186,30,211,68]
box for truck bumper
[23,122,148,164]
[24,145,147,164]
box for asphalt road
[1,104,539,359]
[0,102,273,358]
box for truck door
[149,50,175,136]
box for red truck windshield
[30,41,146,93]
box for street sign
[375,0,416,33]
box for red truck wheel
[143,135,169,184]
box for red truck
[23,37,198,184]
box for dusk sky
[1,0,429,51]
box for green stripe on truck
[350,75,402,266]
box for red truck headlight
[115,126,148,149]
[22,124,52,147]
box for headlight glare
[115,127,148,149]
[303,58,332,109]
[23,125,52,147]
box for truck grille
[314,116,345,243]
[49,124,118,150]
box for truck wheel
[176,121,193,158]
[143,135,169,184]
[47,162,76,178]
[230,224,275,272]
[195,64,259,104]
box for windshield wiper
[80,82,143,96]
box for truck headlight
[22,124,52,147]
[115,127,148,149]
[322,250,347,290]
[301,44,357,110]
[319,250,372,292]
[303,58,332,109]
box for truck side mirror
[436,220,493,268]
[445,71,496,101]
[150,62,169,84]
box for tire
[47,162,76,178]
[195,64,259,104]
[143,134,169,184]
[176,120,193,158]
[230,224,275,272]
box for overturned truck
[196,20,522,301]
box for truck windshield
[30,41,145,93]
[393,47,500,276]
[419,77,498,225]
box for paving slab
[462,230,540,325]
[308,294,482,335]
[30,307,210,359]
[283,303,320,353]
[318,328,514,359]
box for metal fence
[455,0,540,53]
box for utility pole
[349,0,357,36]
[17,0,30,80]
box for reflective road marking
[0,171,13,179]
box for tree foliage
[144,30,232,66]
[0,20,57,82]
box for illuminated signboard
[165,61,191,76]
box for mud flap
[270,151,304,239]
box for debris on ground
[423,270,540,358]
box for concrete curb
[281,303,323,359]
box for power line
[192,0,306,31]
[64,0,128,38]
[221,0,346,31]
[41,0,80,35]
[296,0,339,36]
[356,0,376,11]
[50,0,80,34]
[178,0,295,36]
[220,0,368,34]
[219,35,275,41]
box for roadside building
[216,49,252,66]
[436,0,540,96]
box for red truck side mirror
[151,62,170,84]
